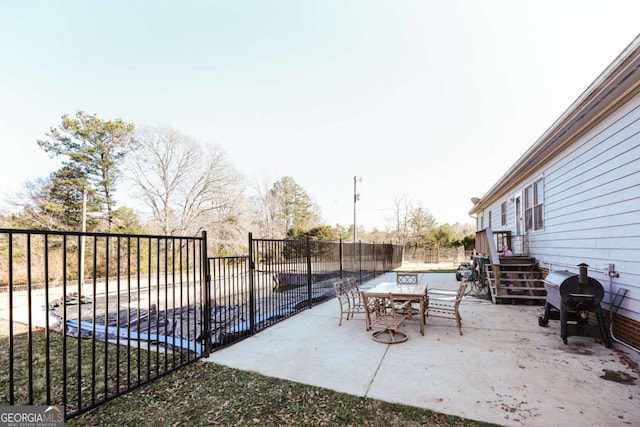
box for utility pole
[353,176,361,243]
[79,185,87,296]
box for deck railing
[475,229,529,257]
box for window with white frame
[524,178,544,231]
[500,201,507,226]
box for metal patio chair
[396,272,419,284]
[343,277,368,317]
[394,272,423,318]
[425,279,468,335]
[332,280,351,326]
[362,291,409,343]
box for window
[534,179,544,230]
[488,211,492,228]
[524,178,544,231]
[500,201,507,226]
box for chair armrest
[428,294,456,301]
[393,300,411,311]
[427,288,457,295]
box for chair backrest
[363,292,406,328]
[333,280,347,298]
[362,291,388,314]
[455,280,468,306]
[343,276,359,291]
[396,272,419,284]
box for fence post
[306,238,313,309]
[8,233,14,405]
[382,242,387,273]
[339,239,343,279]
[248,232,256,335]
[200,231,211,356]
[373,242,376,277]
[358,240,362,284]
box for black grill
[538,263,610,347]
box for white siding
[482,92,640,321]
[533,92,640,321]
[481,202,514,232]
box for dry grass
[69,361,494,427]
[1,319,494,426]
[0,320,191,414]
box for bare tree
[249,174,279,239]
[388,193,413,245]
[127,126,244,246]
[8,178,63,230]
[8,167,101,231]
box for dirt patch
[600,369,636,385]
[0,319,29,338]
[558,346,594,356]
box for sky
[1,0,639,231]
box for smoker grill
[538,263,610,347]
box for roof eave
[470,34,640,215]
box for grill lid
[544,269,604,308]
[544,270,577,288]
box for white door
[515,196,522,235]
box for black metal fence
[1,228,402,418]
[208,234,403,350]
[0,228,207,419]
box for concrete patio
[205,272,640,427]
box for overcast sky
[1,1,639,231]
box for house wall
[476,200,522,253]
[477,90,640,346]
[533,90,640,322]
[477,204,514,233]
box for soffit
[470,35,640,214]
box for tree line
[3,111,474,256]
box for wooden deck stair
[481,227,546,305]
[485,257,546,304]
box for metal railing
[0,229,207,419]
[207,235,403,350]
[475,229,529,257]
[1,229,402,418]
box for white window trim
[523,175,544,233]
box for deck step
[495,286,545,291]
[485,260,547,305]
[494,294,547,300]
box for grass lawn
[2,285,495,427]
[68,361,495,427]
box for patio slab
[204,272,640,427]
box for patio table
[362,281,427,336]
